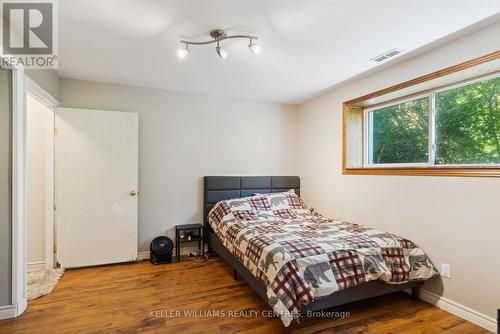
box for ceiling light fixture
[216,41,228,60]
[248,38,261,55]
[178,29,260,60]
[177,43,189,59]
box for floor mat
[27,268,65,300]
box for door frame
[26,76,59,271]
[10,70,59,318]
[11,69,27,317]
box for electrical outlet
[441,263,451,279]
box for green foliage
[370,76,500,165]
[436,76,500,164]
[371,97,429,164]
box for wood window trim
[342,51,500,177]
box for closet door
[55,108,138,268]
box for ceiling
[57,0,500,104]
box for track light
[248,39,261,54]
[179,29,259,60]
[216,41,228,60]
[177,43,189,59]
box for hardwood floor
[0,257,488,334]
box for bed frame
[203,176,421,315]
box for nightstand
[175,224,204,262]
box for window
[364,74,499,168]
[435,76,500,165]
[366,97,429,165]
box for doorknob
[129,190,138,196]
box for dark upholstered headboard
[203,176,300,232]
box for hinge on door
[54,127,58,135]
[53,244,57,254]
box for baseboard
[137,251,150,261]
[27,261,45,273]
[418,288,497,333]
[0,305,16,320]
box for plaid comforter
[208,191,437,326]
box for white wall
[58,79,298,251]
[26,94,52,266]
[296,21,500,321]
[25,70,59,100]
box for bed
[203,176,437,326]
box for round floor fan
[149,236,173,264]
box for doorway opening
[26,92,54,272]
[25,78,59,301]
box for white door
[55,108,138,268]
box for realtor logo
[3,2,52,54]
[0,0,58,68]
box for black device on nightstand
[175,224,204,262]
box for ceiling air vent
[371,49,404,62]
